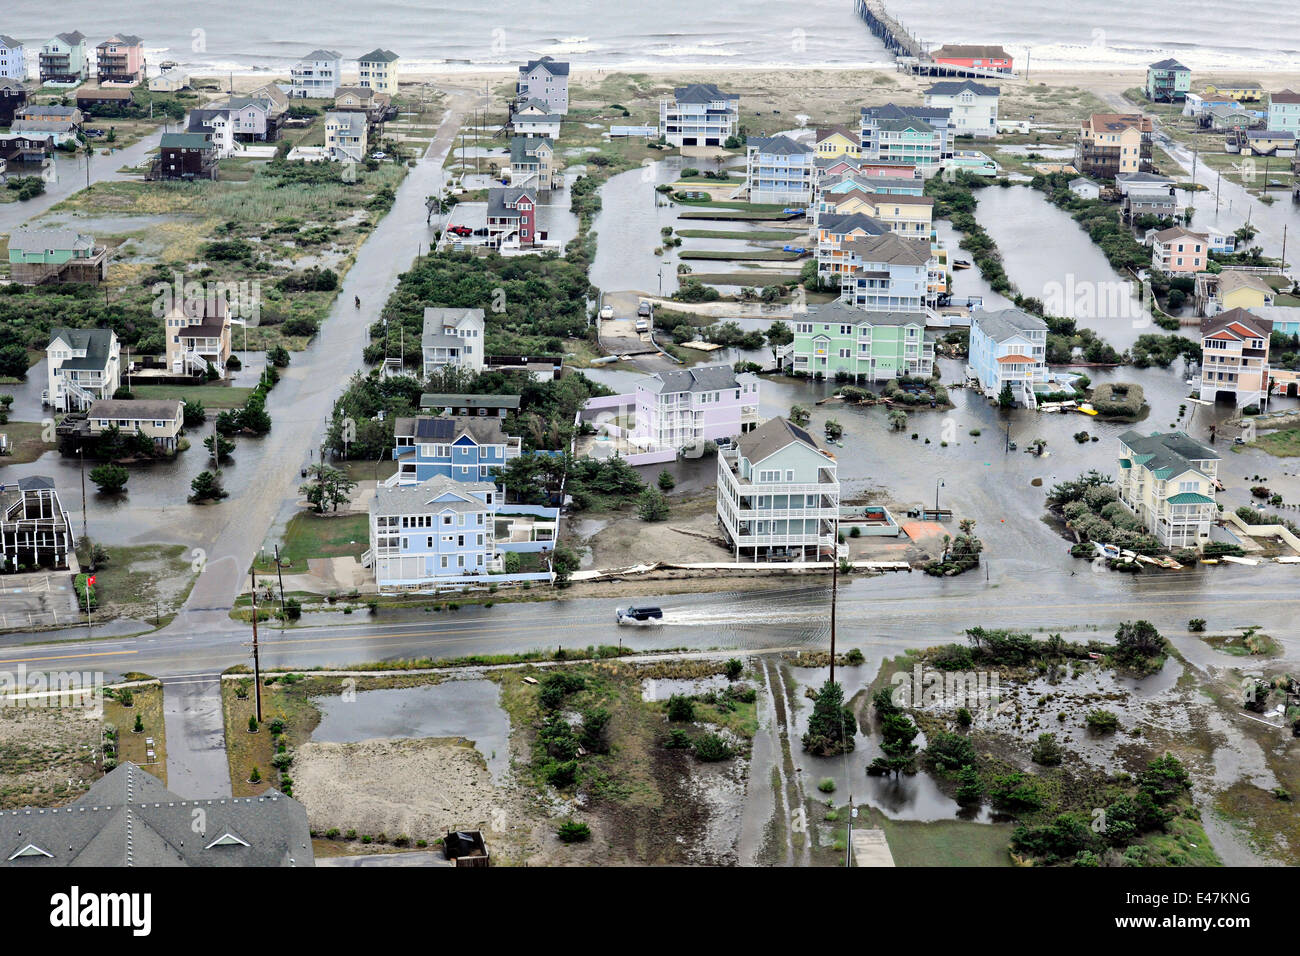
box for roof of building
[422,308,484,343]
[1086,112,1153,133]
[833,189,933,208]
[1208,80,1263,90]
[807,298,930,329]
[160,132,213,150]
[86,399,182,421]
[736,416,827,466]
[17,104,79,118]
[487,186,536,218]
[1153,225,1203,243]
[747,134,813,155]
[973,307,1049,341]
[76,87,134,100]
[11,228,95,253]
[672,82,737,103]
[325,111,365,134]
[421,393,521,411]
[930,44,1010,60]
[643,363,745,395]
[10,119,76,134]
[1272,89,1300,104]
[358,48,400,63]
[1149,58,1190,70]
[510,135,553,163]
[815,124,857,143]
[1217,270,1275,296]
[372,474,497,517]
[1119,430,1220,481]
[1202,306,1272,340]
[0,762,312,867]
[394,414,509,446]
[97,35,142,47]
[520,56,569,76]
[1167,491,1215,505]
[0,36,20,48]
[841,232,932,267]
[925,80,1000,96]
[53,31,86,46]
[1069,177,1097,189]
[819,211,890,237]
[225,95,272,112]
[302,49,343,61]
[1246,128,1296,140]
[1116,171,1175,185]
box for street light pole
[249,568,263,722]
[935,477,944,514]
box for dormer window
[8,843,53,860]
[205,832,250,849]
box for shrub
[556,819,592,843]
[692,732,733,762]
[818,778,837,793]
[657,469,676,491]
[724,658,743,680]
[664,728,692,749]
[1031,732,1064,766]
[1086,709,1120,732]
[667,694,695,722]
[1187,618,1206,632]
[248,715,259,733]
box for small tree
[789,404,811,427]
[300,464,358,513]
[637,488,670,522]
[268,345,291,368]
[89,463,129,493]
[825,419,843,441]
[802,680,857,756]
[133,713,144,734]
[204,433,235,463]
[182,399,207,427]
[248,715,259,733]
[556,819,591,843]
[656,469,676,491]
[667,694,695,722]
[1031,732,1064,766]
[998,382,1015,409]
[887,409,908,432]
[189,470,228,503]
[249,766,261,783]
[724,658,743,681]
[955,764,983,805]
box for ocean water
[1,0,1296,75]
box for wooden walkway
[855,0,922,58]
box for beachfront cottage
[323,110,367,161]
[391,416,522,485]
[1146,59,1191,103]
[516,56,568,115]
[368,475,500,586]
[815,125,860,160]
[744,134,814,204]
[1203,81,1264,102]
[927,44,1013,74]
[1151,226,1207,274]
[38,31,88,85]
[421,308,485,376]
[1241,129,1296,157]
[715,416,841,563]
[659,82,740,148]
[817,189,934,241]
[485,186,542,249]
[152,131,218,181]
[290,49,342,98]
[44,327,121,413]
[508,136,561,190]
[164,298,232,375]
[633,364,761,453]
[0,477,74,574]
[1068,177,1100,200]
[10,227,108,286]
[923,80,999,138]
[1117,432,1220,549]
[967,307,1049,408]
[1076,113,1154,178]
[509,98,562,138]
[95,34,145,86]
[859,104,951,176]
[788,299,933,383]
[84,399,185,451]
[814,211,890,280]
[150,65,189,92]
[0,82,27,126]
[1199,307,1272,407]
[1267,90,1300,135]
[357,48,400,96]
[0,36,26,82]
[838,233,936,311]
[75,86,135,110]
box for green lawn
[130,385,254,409]
[1,420,57,464]
[684,271,801,286]
[1241,427,1300,457]
[253,511,369,573]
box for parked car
[599,304,614,319]
[616,606,663,624]
[447,225,474,237]
[371,151,387,160]
[637,301,652,318]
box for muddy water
[311,680,511,784]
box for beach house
[324,110,367,161]
[819,190,934,241]
[632,364,760,453]
[0,477,75,574]
[789,299,933,382]
[516,57,569,115]
[1267,90,1300,135]
[368,476,506,588]
[744,135,814,204]
[357,48,399,96]
[923,80,1000,138]
[508,136,561,190]
[838,233,935,311]
[814,211,890,281]
[0,36,25,81]
[1076,113,1154,178]
[1241,129,1296,157]
[290,49,342,98]
[84,399,185,452]
[510,98,563,138]
[44,327,121,413]
[859,104,952,176]
[659,83,740,148]
[420,393,521,419]
[815,125,860,159]
[1203,81,1263,102]
[152,132,218,181]
[391,416,522,485]
[164,299,232,376]
[1116,431,1220,549]
[38,32,87,85]
[967,307,1049,408]
[1199,307,1272,407]
[485,186,541,249]
[0,82,27,126]
[1146,59,1191,103]
[1151,226,1207,274]
[8,227,108,285]
[95,35,145,86]
[421,308,485,376]
[715,417,841,563]
[927,45,1013,73]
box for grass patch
[104,683,166,785]
[1201,628,1281,657]
[92,544,196,624]
[682,271,801,286]
[253,512,369,573]
[0,420,57,464]
[1245,427,1300,457]
[129,384,254,409]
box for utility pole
[78,445,88,550]
[249,568,263,722]
[829,514,839,685]
[273,544,286,615]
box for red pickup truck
[447,225,474,237]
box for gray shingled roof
[54,32,86,46]
[395,415,509,445]
[326,111,364,135]
[488,186,535,217]
[643,363,741,395]
[421,393,521,411]
[359,48,399,63]
[819,212,890,237]
[1119,430,1219,480]
[521,56,568,76]
[302,49,342,61]
[47,326,113,371]
[510,135,552,163]
[0,763,313,867]
[0,36,22,49]
[86,399,182,421]
[972,307,1048,342]
[1149,58,1189,70]
[736,416,825,466]
[841,232,932,266]
[12,229,95,253]
[372,474,496,517]
[806,299,930,331]
[673,82,736,104]
[747,134,813,155]
[926,80,1000,96]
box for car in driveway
[447,225,474,237]
[599,304,614,320]
[616,606,663,624]
[637,301,653,318]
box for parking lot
[0,571,82,631]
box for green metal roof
[1167,492,1214,505]
[1118,458,1131,469]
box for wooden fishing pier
[854,0,1020,79]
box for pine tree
[802,680,857,756]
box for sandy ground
[0,705,103,808]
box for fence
[1225,511,1300,555]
